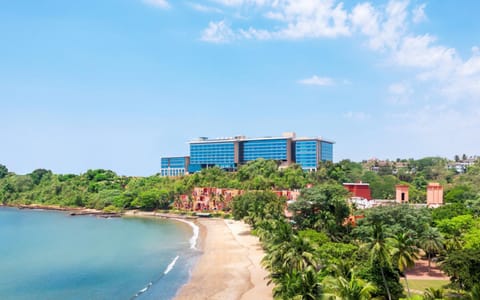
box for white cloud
[394,35,458,70]
[388,82,413,104]
[198,0,480,102]
[343,111,371,120]
[212,0,272,6]
[200,20,235,43]
[143,0,169,9]
[412,3,427,24]
[350,2,380,37]
[298,75,334,86]
[204,0,351,40]
[189,3,223,13]
[239,27,273,40]
[357,0,409,51]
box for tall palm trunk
[427,252,431,273]
[380,267,392,300]
[404,273,411,298]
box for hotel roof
[188,133,335,144]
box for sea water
[0,207,199,300]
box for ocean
[0,207,199,300]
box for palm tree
[323,269,376,300]
[364,223,393,300]
[467,284,480,300]
[262,233,320,299]
[390,231,420,298]
[423,287,444,300]
[420,227,444,273]
[263,234,319,275]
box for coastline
[0,203,121,217]
[1,205,272,299]
[174,218,273,300]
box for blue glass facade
[241,139,288,163]
[160,133,334,175]
[189,142,236,169]
[160,157,188,177]
[295,140,319,170]
[320,141,333,162]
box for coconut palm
[323,269,376,300]
[262,231,320,300]
[390,231,420,298]
[263,233,319,276]
[468,284,480,300]
[364,223,393,300]
[423,287,444,300]
[420,227,444,272]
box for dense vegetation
[1,157,480,299]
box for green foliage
[2,156,480,299]
[354,205,431,239]
[444,185,476,203]
[463,226,480,249]
[0,164,8,179]
[436,214,474,237]
[289,183,350,238]
[432,203,471,222]
[131,190,172,211]
[29,169,52,185]
[323,270,377,300]
[423,287,444,300]
[441,248,480,290]
[232,191,284,226]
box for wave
[130,255,180,299]
[173,218,199,249]
[164,255,179,274]
[132,281,153,299]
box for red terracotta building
[343,182,372,200]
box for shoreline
[174,218,273,300]
[1,204,272,299]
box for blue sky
[1,0,480,175]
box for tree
[232,191,284,227]
[0,164,8,179]
[289,183,350,238]
[323,270,376,300]
[29,169,52,185]
[441,248,480,290]
[131,190,162,211]
[262,231,322,300]
[420,227,444,272]
[364,223,393,300]
[390,231,419,298]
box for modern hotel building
[161,132,334,176]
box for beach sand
[175,218,273,300]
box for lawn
[401,278,450,294]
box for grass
[401,278,450,294]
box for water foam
[132,282,152,298]
[164,255,180,274]
[173,218,199,249]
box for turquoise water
[0,207,199,300]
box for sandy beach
[175,218,273,300]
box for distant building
[160,156,189,177]
[427,183,443,208]
[161,132,334,176]
[395,184,409,203]
[447,156,478,173]
[343,182,372,200]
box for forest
[1,156,480,299]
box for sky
[1,0,480,176]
